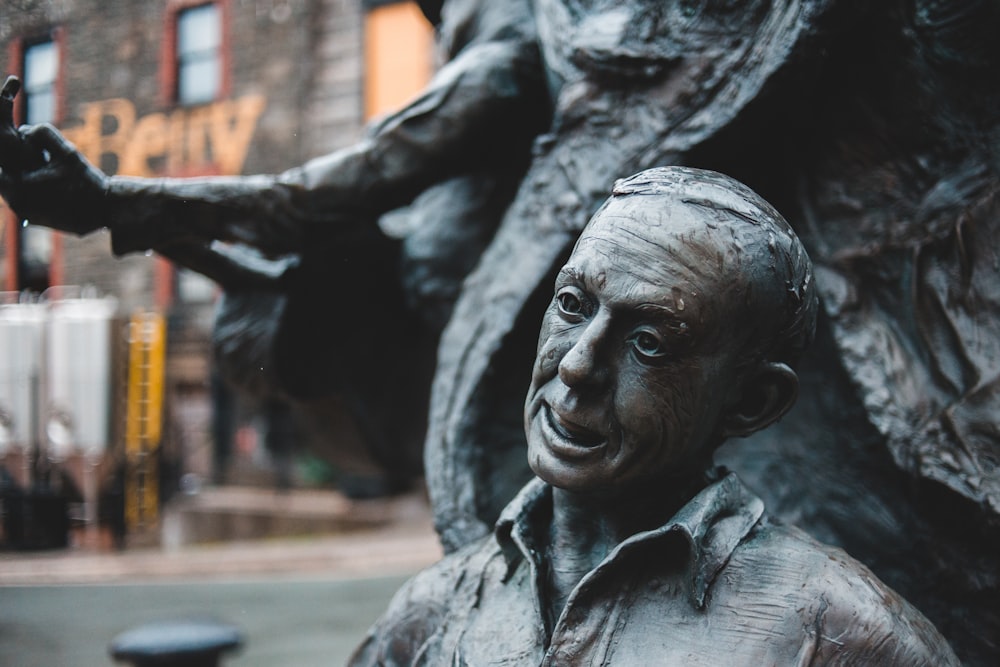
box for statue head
[524,166,817,495]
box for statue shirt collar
[494,470,765,610]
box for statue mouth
[542,404,606,454]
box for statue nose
[558,312,611,389]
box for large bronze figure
[350,167,960,666]
[1,1,999,662]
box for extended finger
[0,76,19,128]
[0,77,26,173]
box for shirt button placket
[544,617,581,665]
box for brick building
[0,0,433,512]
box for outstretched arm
[0,87,290,288]
[1,0,547,267]
[106,31,548,257]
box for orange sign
[62,94,266,177]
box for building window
[176,3,221,105]
[22,38,59,125]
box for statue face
[524,198,755,494]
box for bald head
[592,166,817,371]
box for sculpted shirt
[350,473,960,666]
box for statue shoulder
[349,535,502,666]
[732,521,961,666]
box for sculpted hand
[0,76,109,236]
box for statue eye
[556,287,587,320]
[629,328,668,361]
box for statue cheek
[529,340,558,388]
[536,326,575,372]
[535,312,562,354]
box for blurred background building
[0,0,435,550]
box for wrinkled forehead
[573,194,747,276]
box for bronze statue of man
[2,2,998,658]
[349,167,960,666]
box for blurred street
[0,488,442,666]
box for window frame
[160,0,231,107]
[7,28,66,127]
[21,37,60,125]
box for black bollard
[109,619,243,667]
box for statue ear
[720,362,799,439]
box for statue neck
[543,475,705,628]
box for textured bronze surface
[3,2,999,661]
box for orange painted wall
[364,2,434,120]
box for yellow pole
[123,311,166,532]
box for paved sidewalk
[0,488,443,586]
